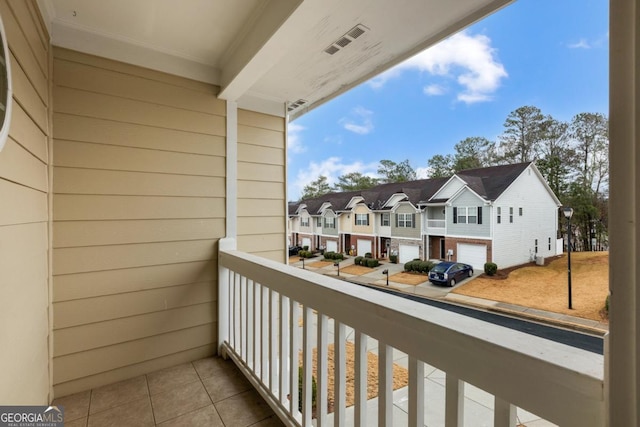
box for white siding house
[491,165,560,268]
[428,162,561,269]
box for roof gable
[455,162,532,201]
[430,175,466,201]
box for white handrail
[427,219,446,228]
[219,248,604,426]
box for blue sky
[287,0,609,201]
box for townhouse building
[289,162,561,269]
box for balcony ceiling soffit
[37,0,512,117]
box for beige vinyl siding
[392,203,421,239]
[237,108,286,261]
[51,48,224,397]
[0,0,50,404]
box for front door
[440,238,445,259]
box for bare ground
[388,271,429,285]
[302,342,408,413]
[453,252,609,322]
[308,260,334,268]
[340,265,375,275]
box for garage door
[326,240,338,253]
[357,239,372,256]
[301,237,311,249]
[399,244,420,263]
[457,243,487,270]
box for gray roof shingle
[288,162,532,214]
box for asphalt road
[353,281,604,355]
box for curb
[307,264,608,337]
[342,277,608,337]
[444,298,608,337]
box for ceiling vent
[287,99,308,112]
[323,24,368,55]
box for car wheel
[449,278,456,287]
[468,269,473,278]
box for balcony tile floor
[52,357,285,427]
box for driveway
[291,255,477,299]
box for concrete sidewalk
[291,255,608,336]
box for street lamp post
[562,207,574,309]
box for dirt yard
[308,260,334,268]
[388,271,429,285]
[453,252,609,321]
[340,265,374,275]
[304,342,408,413]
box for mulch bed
[481,255,563,280]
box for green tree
[566,112,609,251]
[536,116,573,198]
[570,112,609,195]
[498,106,547,163]
[377,159,417,183]
[300,175,331,200]
[452,136,493,171]
[333,172,378,192]
[427,154,454,178]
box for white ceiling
[38,0,512,118]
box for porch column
[608,0,638,424]
[219,100,239,355]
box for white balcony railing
[218,240,604,426]
[427,219,446,229]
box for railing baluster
[246,279,253,369]
[240,275,245,360]
[217,263,229,357]
[233,272,241,352]
[378,342,393,426]
[494,397,516,427]
[334,322,346,427]
[279,295,290,404]
[253,281,260,374]
[408,356,424,427]
[289,300,300,418]
[261,284,269,384]
[269,290,278,393]
[302,306,313,426]
[445,374,464,427]
[317,313,328,426]
[355,331,368,427]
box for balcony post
[218,237,236,357]
[609,0,639,424]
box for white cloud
[339,106,374,135]
[367,30,507,104]
[423,84,447,96]
[289,157,379,200]
[415,167,431,179]
[287,122,306,154]
[324,135,343,145]
[368,68,403,89]
[568,38,591,49]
